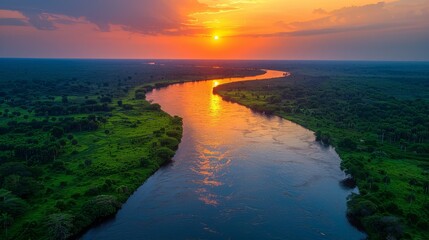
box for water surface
[83,70,365,240]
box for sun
[213,35,220,41]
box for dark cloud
[0,0,210,34]
[25,12,57,30]
[286,23,405,37]
[0,18,28,26]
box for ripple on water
[82,70,365,240]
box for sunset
[1,0,428,59]
[0,1,429,240]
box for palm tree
[0,213,13,239]
[0,189,27,216]
[46,213,73,240]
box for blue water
[82,70,365,240]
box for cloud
[0,0,214,35]
[239,0,429,37]
[0,18,28,26]
[289,1,429,34]
[313,8,327,15]
[1,0,428,39]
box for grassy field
[214,62,429,240]
[0,59,262,239]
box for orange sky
[0,0,428,60]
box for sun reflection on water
[192,144,232,206]
[146,70,288,207]
[209,93,221,118]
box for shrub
[172,116,182,125]
[55,200,67,211]
[145,103,161,111]
[166,130,181,139]
[100,96,112,103]
[85,186,101,196]
[116,185,129,193]
[84,159,92,167]
[83,195,120,221]
[155,147,175,161]
[122,104,133,110]
[159,136,179,150]
[135,92,145,100]
[71,193,81,199]
[52,160,66,171]
[51,127,64,138]
[140,157,151,167]
[383,202,402,215]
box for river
[82,69,365,240]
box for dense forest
[214,62,429,239]
[0,59,262,240]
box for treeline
[215,74,429,154]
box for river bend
[83,70,364,240]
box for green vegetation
[214,62,429,239]
[0,59,262,239]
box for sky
[0,0,428,60]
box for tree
[339,138,357,150]
[155,147,175,161]
[159,136,179,150]
[104,130,112,156]
[100,96,112,103]
[59,139,67,148]
[0,189,27,217]
[67,134,74,140]
[99,117,107,129]
[83,195,120,221]
[315,130,322,141]
[51,127,64,139]
[0,212,13,238]
[383,176,391,191]
[46,213,73,240]
[3,175,41,198]
[61,95,68,104]
[71,139,78,152]
[84,159,92,167]
[368,216,403,239]
[407,194,416,205]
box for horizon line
[1,57,429,63]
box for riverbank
[82,68,363,240]
[2,93,183,240]
[213,71,429,239]
[0,59,265,240]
